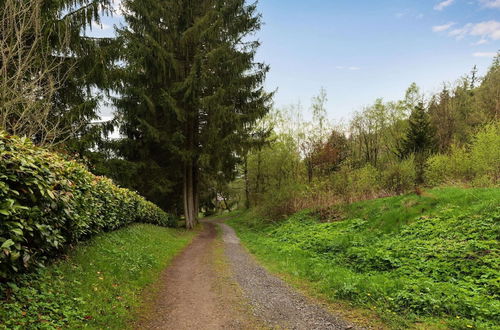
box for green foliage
[426,145,473,185]
[229,188,500,328]
[381,157,416,194]
[111,0,271,227]
[400,103,434,184]
[244,126,304,216]
[427,123,500,187]
[347,164,382,198]
[0,132,175,280]
[471,123,500,182]
[0,224,196,329]
[328,162,415,203]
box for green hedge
[0,132,175,280]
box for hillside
[229,187,500,329]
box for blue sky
[92,0,500,121]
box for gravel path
[214,219,355,330]
[136,218,356,329]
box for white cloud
[336,66,361,71]
[473,52,498,57]
[449,25,471,39]
[470,20,500,39]
[434,0,455,10]
[395,10,424,19]
[444,20,500,41]
[433,22,455,32]
[479,0,500,8]
[473,38,489,45]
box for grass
[338,187,499,233]
[228,187,500,329]
[0,224,197,329]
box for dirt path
[136,223,261,329]
[136,218,355,330]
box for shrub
[470,122,500,183]
[425,153,451,186]
[256,182,307,219]
[348,164,382,199]
[0,132,175,280]
[329,166,352,197]
[382,157,416,194]
[426,123,500,187]
[426,144,474,186]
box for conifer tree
[46,0,117,150]
[114,0,272,228]
[400,103,435,185]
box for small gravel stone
[216,220,358,330]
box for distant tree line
[239,58,499,217]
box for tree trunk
[256,150,262,195]
[184,159,199,229]
[244,155,250,209]
[183,112,199,229]
[222,196,231,212]
[306,158,313,183]
[414,152,426,187]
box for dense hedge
[0,132,175,279]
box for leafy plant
[0,132,175,280]
[0,224,196,329]
[230,187,500,328]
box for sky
[91,0,500,122]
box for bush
[348,164,382,199]
[328,165,382,202]
[382,157,416,194]
[256,182,307,219]
[0,132,175,280]
[425,153,451,186]
[471,122,500,183]
[426,123,500,187]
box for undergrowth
[229,187,500,329]
[0,224,196,329]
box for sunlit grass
[229,187,500,329]
[340,187,500,232]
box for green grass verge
[228,187,500,329]
[0,224,196,329]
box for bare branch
[0,0,82,146]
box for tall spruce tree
[401,103,435,185]
[114,0,272,228]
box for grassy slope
[0,224,196,329]
[229,187,500,329]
